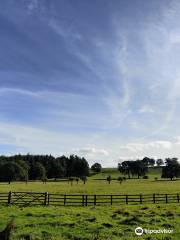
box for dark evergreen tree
[0,162,26,184]
[30,162,46,180]
[0,154,89,180]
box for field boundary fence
[0,192,179,206]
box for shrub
[81,176,87,184]
[69,177,74,185]
[106,175,112,184]
[117,176,123,184]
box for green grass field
[1,204,180,240]
[0,168,180,239]
[0,167,179,195]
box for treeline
[0,154,89,183]
[118,157,180,180]
[118,159,148,179]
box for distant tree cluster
[162,158,180,180]
[141,157,164,167]
[142,157,155,167]
[156,159,164,166]
[0,154,89,183]
[118,157,180,181]
[118,156,164,179]
[118,159,148,179]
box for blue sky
[1,0,180,166]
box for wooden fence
[0,192,179,206]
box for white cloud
[174,136,180,145]
[48,19,68,38]
[74,147,109,156]
[0,121,111,161]
[0,121,81,154]
[138,105,154,114]
[104,84,131,127]
[48,18,82,41]
[111,0,180,138]
[3,0,180,168]
[1,119,180,166]
[26,0,39,15]
[169,32,180,44]
[120,140,172,153]
[117,155,145,162]
[0,87,38,97]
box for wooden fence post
[8,191,12,204]
[94,195,96,206]
[85,195,88,206]
[153,194,156,203]
[177,193,180,203]
[47,193,50,205]
[110,195,113,205]
[64,194,66,206]
[44,192,48,205]
[140,194,142,204]
[82,195,84,206]
[126,195,128,204]
[165,194,168,203]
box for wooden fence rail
[0,192,179,206]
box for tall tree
[0,162,26,184]
[91,163,102,173]
[0,154,89,180]
[81,176,87,184]
[30,162,46,180]
[162,158,180,180]
[106,175,112,184]
[156,159,164,166]
[50,158,65,180]
[67,155,89,177]
[118,161,134,178]
[142,157,155,167]
[131,160,148,178]
[118,160,148,179]
[15,159,29,183]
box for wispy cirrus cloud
[138,105,154,114]
[120,140,172,153]
[0,87,38,97]
[1,1,180,166]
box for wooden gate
[9,192,47,206]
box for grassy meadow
[0,167,180,239]
[1,204,180,240]
[0,167,179,195]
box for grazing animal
[0,219,15,240]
